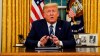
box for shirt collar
[47,22,57,28]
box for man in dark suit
[25,3,76,48]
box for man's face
[43,6,59,24]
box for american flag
[68,8,76,18]
[30,0,44,26]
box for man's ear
[43,12,46,18]
[57,12,59,17]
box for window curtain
[2,0,30,52]
[83,0,100,46]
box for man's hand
[50,35,60,46]
[40,35,49,47]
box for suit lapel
[42,19,49,36]
[55,20,62,38]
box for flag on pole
[68,8,76,18]
[30,0,44,27]
[66,0,84,34]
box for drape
[2,0,30,52]
[83,0,100,46]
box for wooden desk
[1,52,100,56]
[1,46,100,56]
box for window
[44,0,68,20]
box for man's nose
[50,11,54,16]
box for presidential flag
[66,0,84,34]
[30,0,44,27]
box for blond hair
[43,3,58,11]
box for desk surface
[1,46,100,56]
[12,46,100,52]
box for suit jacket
[25,19,76,48]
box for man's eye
[47,10,50,13]
[52,10,56,12]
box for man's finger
[40,42,45,47]
[40,35,47,41]
[46,36,49,40]
[49,36,53,40]
[53,38,58,41]
[52,35,57,38]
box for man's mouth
[50,17,54,18]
